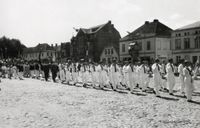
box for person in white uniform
[65,63,71,84]
[80,63,87,87]
[59,63,66,83]
[71,63,78,85]
[193,61,199,80]
[134,62,140,87]
[110,60,118,91]
[125,61,136,92]
[183,61,194,102]
[151,59,162,97]
[160,60,167,91]
[89,62,97,87]
[96,62,104,89]
[166,59,176,95]
[178,59,185,94]
[138,61,150,92]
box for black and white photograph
[0,0,200,127]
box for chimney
[108,20,111,24]
[145,21,149,24]
[55,43,57,47]
[153,19,159,22]
[51,44,53,48]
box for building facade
[120,19,172,62]
[23,43,56,61]
[171,21,200,64]
[71,21,121,62]
[23,42,71,62]
[55,42,71,62]
[100,46,119,63]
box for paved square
[0,78,200,128]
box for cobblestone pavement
[0,78,200,128]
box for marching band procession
[0,58,200,102]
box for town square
[1,0,200,127]
[0,77,200,128]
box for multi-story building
[23,42,71,62]
[71,21,121,62]
[120,19,172,62]
[55,42,71,62]
[23,43,56,61]
[171,21,200,64]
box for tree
[0,36,26,59]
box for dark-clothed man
[41,61,50,81]
[50,62,59,82]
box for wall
[171,28,200,63]
[155,37,172,59]
[100,46,119,63]
[23,50,56,61]
[119,37,156,61]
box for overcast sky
[0,0,200,47]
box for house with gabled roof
[119,19,173,62]
[171,21,200,63]
[23,43,56,61]
[71,21,121,62]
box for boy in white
[160,60,167,90]
[65,63,71,84]
[152,59,162,97]
[166,59,175,95]
[71,63,78,85]
[110,60,118,91]
[138,61,150,91]
[178,59,185,94]
[96,63,104,89]
[183,61,193,102]
[59,63,66,83]
[89,63,97,87]
[125,62,136,92]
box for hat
[155,58,160,63]
[184,60,190,64]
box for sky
[0,0,200,47]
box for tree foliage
[0,36,26,58]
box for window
[175,39,181,49]
[184,32,187,36]
[108,49,110,54]
[193,56,198,64]
[138,42,142,50]
[122,44,125,52]
[184,38,190,49]
[195,36,200,48]
[111,48,113,54]
[108,58,111,63]
[184,32,189,36]
[105,49,107,55]
[175,33,181,37]
[147,41,151,50]
[176,56,181,63]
